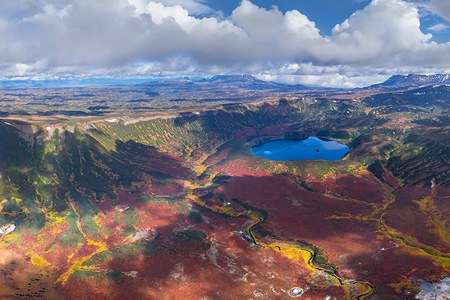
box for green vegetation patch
[188,211,203,223]
[313,247,329,265]
[106,270,122,280]
[252,223,270,238]
[86,243,143,266]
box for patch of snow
[124,228,152,243]
[124,115,175,125]
[116,206,130,212]
[0,224,15,236]
[123,271,138,278]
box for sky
[1,0,450,87]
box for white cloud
[428,23,450,31]
[329,0,432,63]
[0,0,449,87]
[153,0,212,15]
[264,74,390,89]
[130,0,213,15]
[420,0,450,22]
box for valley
[0,78,448,299]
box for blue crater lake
[251,137,350,161]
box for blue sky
[417,9,450,43]
[206,0,450,41]
[1,0,450,87]
[208,0,372,35]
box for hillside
[0,92,448,299]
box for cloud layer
[1,0,450,87]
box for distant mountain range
[1,74,450,91]
[196,74,450,91]
[209,75,319,90]
[368,74,450,90]
[201,74,260,83]
[142,74,310,91]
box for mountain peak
[370,74,450,89]
[206,74,259,83]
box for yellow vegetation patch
[30,253,52,267]
[415,196,450,247]
[93,215,108,239]
[93,215,102,228]
[0,199,8,211]
[403,245,450,269]
[47,211,68,224]
[194,164,207,176]
[13,197,30,214]
[66,242,83,263]
[38,212,70,242]
[55,239,107,286]
[347,164,367,175]
[381,221,450,269]
[321,168,338,181]
[388,278,421,294]
[78,265,98,272]
[266,243,316,273]
[0,233,20,247]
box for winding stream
[185,167,374,299]
[242,208,375,299]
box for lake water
[420,282,435,292]
[251,137,350,161]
